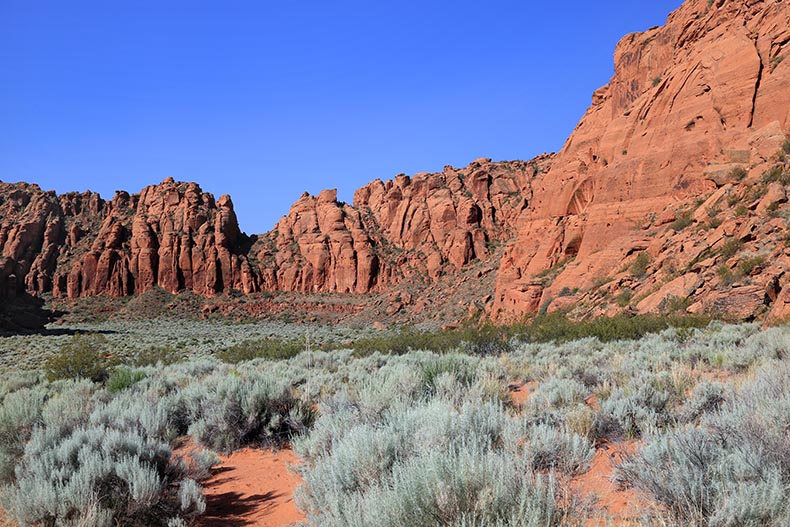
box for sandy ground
[508,380,538,406]
[572,440,652,525]
[198,448,305,527]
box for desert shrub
[296,399,583,527]
[670,210,693,232]
[738,255,765,276]
[0,386,46,481]
[0,371,42,400]
[183,449,220,481]
[563,404,599,440]
[617,362,790,526]
[44,333,117,383]
[131,346,182,367]
[717,265,736,287]
[718,238,742,259]
[616,287,633,307]
[600,378,671,438]
[525,312,708,344]
[1,424,206,526]
[527,377,588,412]
[216,338,306,363]
[419,355,480,397]
[524,424,594,475]
[186,372,314,452]
[106,366,147,394]
[350,323,520,357]
[557,286,575,297]
[729,166,748,181]
[762,164,790,185]
[629,252,651,277]
[678,380,726,423]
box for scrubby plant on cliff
[629,251,651,277]
[669,210,694,232]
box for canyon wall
[2,0,790,324]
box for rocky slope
[2,0,789,325]
[491,0,790,322]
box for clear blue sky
[1,1,682,233]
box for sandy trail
[198,448,305,527]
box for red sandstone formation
[2,0,789,324]
[492,0,790,321]
[252,157,549,294]
[1,178,256,299]
[0,157,548,302]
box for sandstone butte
[1,0,789,324]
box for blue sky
[1,1,682,233]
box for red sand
[198,448,306,527]
[572,440,654,525]
[509,380,538,406]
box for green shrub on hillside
[629,252,651,277]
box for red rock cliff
[0,157,551,300]
[251,157,550,294]
[0,178,258,299]
[492,0,790,320]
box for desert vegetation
[0,317,788,526]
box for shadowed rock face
[2,0,789,324]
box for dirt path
[198,448,305,527]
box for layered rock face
[492,0,790,320]
[3,0,790,325]
[0,178,257,299]
[252,157,549,294]
[0,157,549,300]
